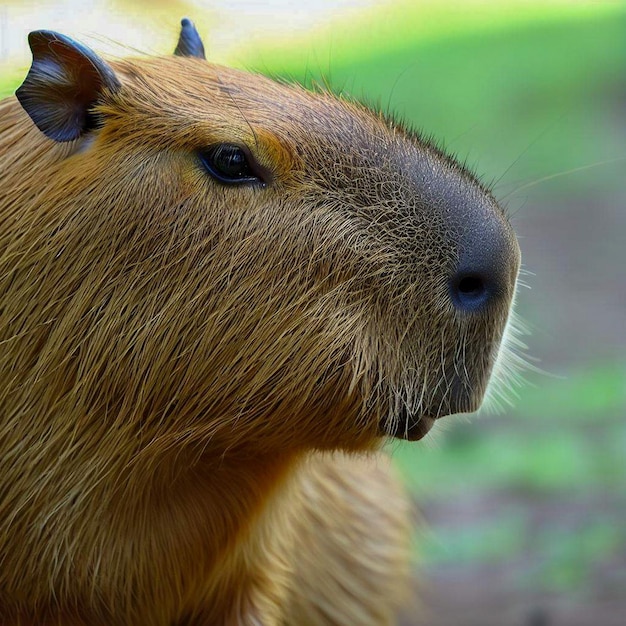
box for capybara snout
[0,20,521,624]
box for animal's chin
[373,352,495,441]
[380,381,486,441]
[381,412,437,441]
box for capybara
[0,18,521,626]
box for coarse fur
[0,31,520,626]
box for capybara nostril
[451,271,489,310]
[448,205,520,313]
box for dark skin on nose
[396,147,520,313]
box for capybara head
[1,21,520,465]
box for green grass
[0,65,23,99]
[518,364,626,421]
[423,505,626,593]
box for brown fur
[0,45,519,625]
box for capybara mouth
[382,389,480,441]
[376,355,496,441]
[380,410,437,442]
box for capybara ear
[16,30,121,142]
[173,18,206,60]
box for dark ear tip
[27,30,52,48]
[174,16,206,60]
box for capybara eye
[198,144,264,186]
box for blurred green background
[1,1,625,624]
